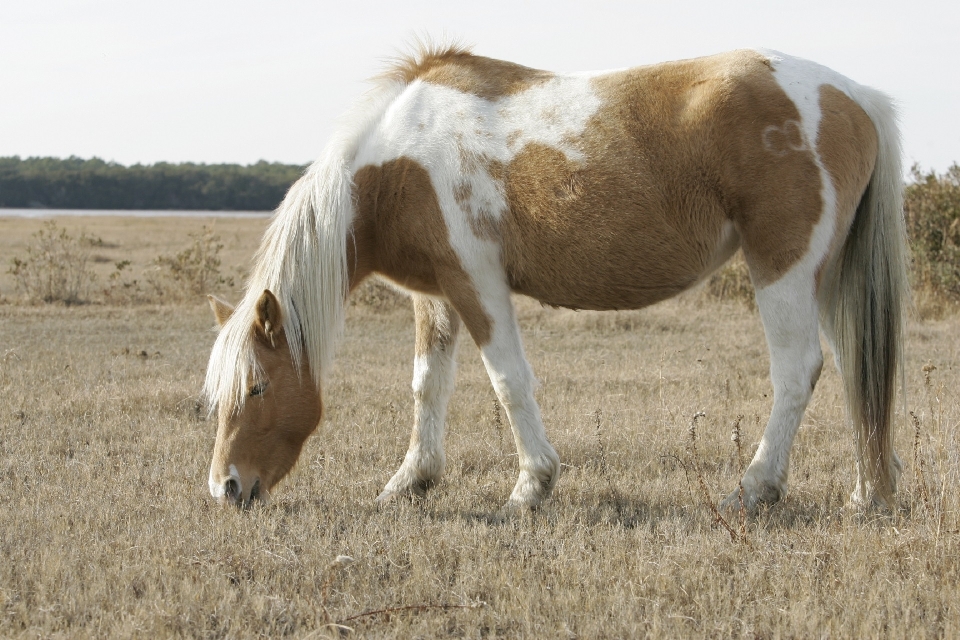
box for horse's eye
[249,381,268,397]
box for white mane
[203,77,407,413]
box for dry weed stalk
[593,407,624,513]
[910,412,932,515]
[730,414,747,538]
[493,400,505,451]
[918,363,950,533]
[594,407,607,477]
[319,555,355,629]
[730,414,745,475]
[339,602,485,626]
[316,554,484,635]
[683,412,745,544]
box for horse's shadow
[268,480,897,534]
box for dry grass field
[1,215,958,638]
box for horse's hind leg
[377,295,461,502]
[721,269,823,514]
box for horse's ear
[254,290,283,347]
[208,295,234,327]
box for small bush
[8,222,235,306]
[703,252,755,307]
[8,221,96,304]
[103,226,235,304]
[146,225,234,301]
[905,164,960,309]
[101,259,154,305]
[350,278,409,312]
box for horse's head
[205,290,322,507]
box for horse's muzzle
[219,477,262,509]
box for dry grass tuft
[349,278,410,311]
[702,251,755,307]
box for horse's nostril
[224,478,240,502]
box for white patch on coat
[352,74,602,238]
[757,49,850,281]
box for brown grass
[1,217,959,638]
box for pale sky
[2,1,957,172]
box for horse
[203,45,908,515]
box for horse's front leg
[451,278,560,510]
[481,309,561,510]
[377,295,461,501]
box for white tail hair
[825,84,909,507]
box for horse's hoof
[499,498,536,516]
[375,490,420,506]
[719,488,754,517]
[506,458,559,510]
[375,483,427,506]
[375,489,399,504]
[720,479,784,516]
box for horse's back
[355,49,880,310]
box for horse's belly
[504,218,735,311]
[508,261,695,311]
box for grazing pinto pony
[204,46,908,514]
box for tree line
[0,156,307,211]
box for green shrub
[905,164,960,307]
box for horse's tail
[827,86,909,508]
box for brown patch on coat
[499,134,728,309]
[492,54,727,307]
[384,44,553,101]
[815,84,878,284]
[351,158,493,346]
[490,51,827,306]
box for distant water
[0,208,272,219]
